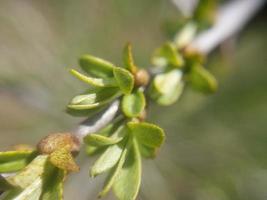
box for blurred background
[0,0,267,199]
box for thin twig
[189,0,266,54]
[74,100,120,142]
[75,0,265,141]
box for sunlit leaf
[189,64,217,93]
[113,67,134,94]
[150,69,184,105]
[113,138,141,200]
[0,150,37,173]
[70,69,117,87]
[128,122,165,148]
[152,42,184,68]
[122,89,146,118]
[41,165,65,200]
[98,145,128,198]
[68,87,120,110]
[79,54,115,78]
[84,134,123,146]
[2,155,49,200]
[90,144,124,177]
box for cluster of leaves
[0,1,219,199]
[150,42,217,106]
[67,44,165,199]
[0,133,80,200]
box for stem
[74,100,120,143]
[189,0,266,54]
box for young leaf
[139,144,156,159]
[113,67,134,94]
[128,122,165,148]
[84,134,123,146]
[49,148,79,172]
[90,144,124,177]
[68,87,120,110]
[122,89,146,118]
[150,69,184,105]
[189,64,218,93]
[0,150,37,173]
[70,69,117,87]
[113,138,141,200]
[41,165,65,200]
[2,155,49,200]
[152,42,184,68]
[123,43,137,73]
[98,145,128,198]
[79,55,115,78]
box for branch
[74,100,120,143]
[189,0,266,54]
[74,0,266,142]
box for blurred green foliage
[0,0,266,200]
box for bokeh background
[0,0,267,199]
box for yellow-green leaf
[113,67,134,94]
[122,89,146,118]
[70,69,117,87]
[90,144,124,177]
[68,87,120,110]
[98,146,128,198]
[123,43,137,73]
[84,134,123,146]
[152,42,184,68]
[150,69,184,105]
[128,122,165,148]
[41,166,65,200]
[0,150,37,173]
[113,138,141,200]
[79,54,115,78]
[189,64,218,93]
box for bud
[37,133,80,156]
[134,69,150,87]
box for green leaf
[113,138,141,200]
[0,175,13,192]
[152,42,184,68]
[68,87,120,110]
[84,134,123,146]
[122,89,146,118]
[113,67,134,94]
[0,150,37,173]
[85,119,125,156]
[2,155,49,200]
[79,55,115,78]
[49,148,79,172]
[189,64,218,93]
[139,145,156,159]
[128,122,165,148]
[150,69,184,105]
[70,69,117,87]
[90,144,124,177]
[123,43,137,73]
[98,145,128,198]
[41,165,65,200]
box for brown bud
[134,69,150,87]
[37,133,80,156]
